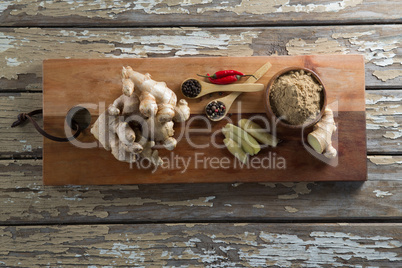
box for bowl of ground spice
[265,67,327,130]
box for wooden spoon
[204,92,242,121]
[181,78,264,99]
[205,62,272,121]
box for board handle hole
[66,106,91,131]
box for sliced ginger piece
[223,129,255,156]
[223,138,248,164]
[307,108,337,159]
[222,124,260,155]
[238,119,279,147]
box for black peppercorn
[181,79,201,98]
[206,101,226,120]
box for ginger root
[238,119,279,147]
[222,123,260,156]
[91,67,191,167]
[307,108,337,159]
[222,120,279,162]
[122,66,184,123]
[223,138,248,164]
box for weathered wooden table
[1,1,401,267]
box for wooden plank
[0,90,402,159]
[1,90,400,158]
[43,56,366,115]
[0,93,43,159]
[0,25,400,91]
[368,155,402,181]
[0,223,401,267]
[0,158,400,224]
[366,91,402,153]
[42,56,367,185]
[1,0,401,27]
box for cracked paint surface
[373,70,402,82]
[368,155,402,166]
[284,206,298,213]
[0,26,400,87]
[199,0,364,14]
[260,182,314,200]
[366,92,402,145]
[87,224,402,267]
[0,28,258,80]
[4,0,208,18]
[373,190,393,198]
[0,159,401,225]
[0,1,401,266]
[286,30,401,82]
[1,0,365,18]
[0,93,43,157]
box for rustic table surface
[1,1,401,267]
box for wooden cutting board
[43,55,366,185]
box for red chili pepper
[198,70,255,84]
[207,75,244,85]
[208,70,245,79]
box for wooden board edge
[41,55,368,185]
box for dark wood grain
[42,56,366,185]
[42,56,366,116]
[0,26,400,92]
[1,2,401,267]
[2,90,400,158]
[1,0,401,27]
[1,223,401,267]
[1,158,400,225]
[366,91,402,153]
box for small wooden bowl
[264,67,327,130]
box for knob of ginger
[91,67,191,167]
[307,108,337,159]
